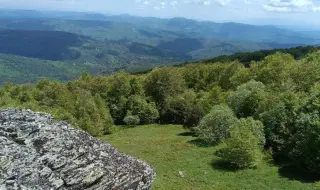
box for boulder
[0,109,155,190]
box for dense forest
[200,45,320,65]
[1,50,320,176]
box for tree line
[192,45,320,65]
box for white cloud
[264,0,320,12]
[0,0,319,29]
[134,0,231,8]
[214,0,231,6]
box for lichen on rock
[0,108,155,190]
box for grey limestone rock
[0,108,155,190]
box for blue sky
[0,0,320,29]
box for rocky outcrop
[0,109,155,190]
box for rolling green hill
[0,29,190,64]
[104,16,320,44]
[1,9,319,46]
[0,53,81,84]
[0,29,191,84]
[0,18,308,60]
[0,9,319,85]
[0,28,318,84]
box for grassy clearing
[103,125,320,190]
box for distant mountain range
[0,9,319,84]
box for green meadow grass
[103,125,320,190]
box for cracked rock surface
[0,109,155,190]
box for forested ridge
[200,45,320,65]
[1,10,320,85]
[0,29,191,84]
[1,50,320,176]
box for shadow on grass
[278,165,320,183]
[119,125,140,129]
[211,160,239,172]
[271,154,320,183]
[188,138,213,147]
[177,131,197,137]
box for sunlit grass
[103,125,319,190]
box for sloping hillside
[0,17,312,59]
[0,29,190,64]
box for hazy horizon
[0,0,320,30]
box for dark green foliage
[162,90,204,127]
[258,93,302,153]
[288,91,320,173]
[289,111,320,174]
[98,73,159,125]
[198,86,229,114]
[218,62,245,90]
[145,67,186,108]
[202,46,320,65]
[183,64,218,91]
[106,73,136,124]
[289,112,320,174]
[126,95,159,124]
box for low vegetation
[105,125,320,190]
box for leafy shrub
[218,125,264,169]
[219,61,245,90]
[197,105,237,144]
[183,64,212,91]
[74,92,114,136]
[258,92,302,153]
[126,95,159,124]
[252,53,296,91]
[198,86,229,114]
[228,80,266,118]
[232,117,266,147]
[289,92,320,173]
[123,114,140,126]
[145,67,186,107]
[163,90,203,127]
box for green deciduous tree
[163,90,204,127]
[289,112,320,174]
[218,124,264,169]
[228,80,266,118]
[126,95,159,124]
[197,105,238,144]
